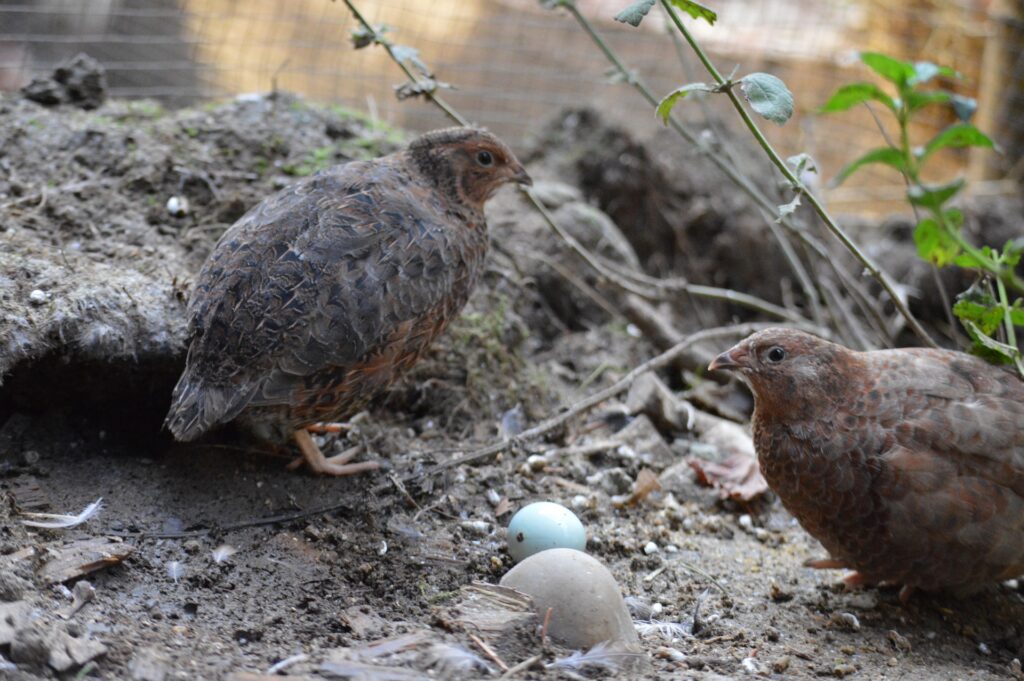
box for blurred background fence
[1,0,1021,214]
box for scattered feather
[546,641,645,672]
[355,633,429,660]
[635,619,691,641]
[211,544,237,564]
[319,660,427,680]
[266,653,308,674]
[427,643,493,676]
[624,596,654,619]
[20,497,103,529]
[166,560,185,583]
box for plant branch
[659,0,938,348]
[339,0,467,126]
[412,323,774,474]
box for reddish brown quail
[710,328,1024,597]
[165,127,531,475]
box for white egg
[506,501,586,563]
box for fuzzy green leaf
[1010,303,1024,327]
[740,73,794,125]
[833,147,907,186]
[656,83,715,123]
[860,52,915,86]
[819,82,896,113]
[907,178,964,210]
[962,320,1020,364]
[954,300,1005,336]
[665,0,718,25]
[914,217,962,267]
[921,124,995,161]
[953,281,1001,331]
[951,95,977,122]
[905,89,950,112]
[1003,237,1024,267]
[614,0,656,26]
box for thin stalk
[664,15,824,326]
[339,0,467,127]
[562,1,893,342]
[342,0,820,329]
[995,276,1024,376]
[659,0,938,348]
[865,102,961,345]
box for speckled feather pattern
[165,128,527,442]
[719,328,1024,592]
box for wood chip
[37,537,134,584]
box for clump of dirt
[2,78,1023,681]
[21,53,108,110]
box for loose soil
[2,81,1023,681]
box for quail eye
[767,346,786,363]
[476,150,494,166]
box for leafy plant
[613,0,937,346]
[821,52,1023,374]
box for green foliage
[655,82,715,123]
[833,147,907,186]
[739,73,794,125]
[822,51,1022,373]
[615,0,715,26]
[665,0,717,25]
[655,74,794,127]
[820,82,895,113]
[920,124,995,161]
[614,0,655,25]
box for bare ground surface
[2,85,1024,681]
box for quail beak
[708,346,748,372]
[510,163,532,187]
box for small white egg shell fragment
[506,501,586,563]
[500,548,641,651]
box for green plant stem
[995,275,1024,376]
[339,0,467,127]
[663,17,826,328]
[563,3,858,326]
[659,0,938,348]
[340,0,815,328]
[565,1,896,343]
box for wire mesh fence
[1,0,1020,214]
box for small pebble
[643,541,659,555]
[979,642,991,655]
[28,289,49,305]
[833,663,857,677]
[166,196,189,217]
[887,630,912,653]
[741,656,765,674]
[829,612,860,631]
[772,656,790,673]
[460,520,490,537]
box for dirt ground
[2,71,1024,681]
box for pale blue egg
[507,501,586,563]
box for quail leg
[803,558,847,570]
[306,422,353,434]
[291,429,380,476]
